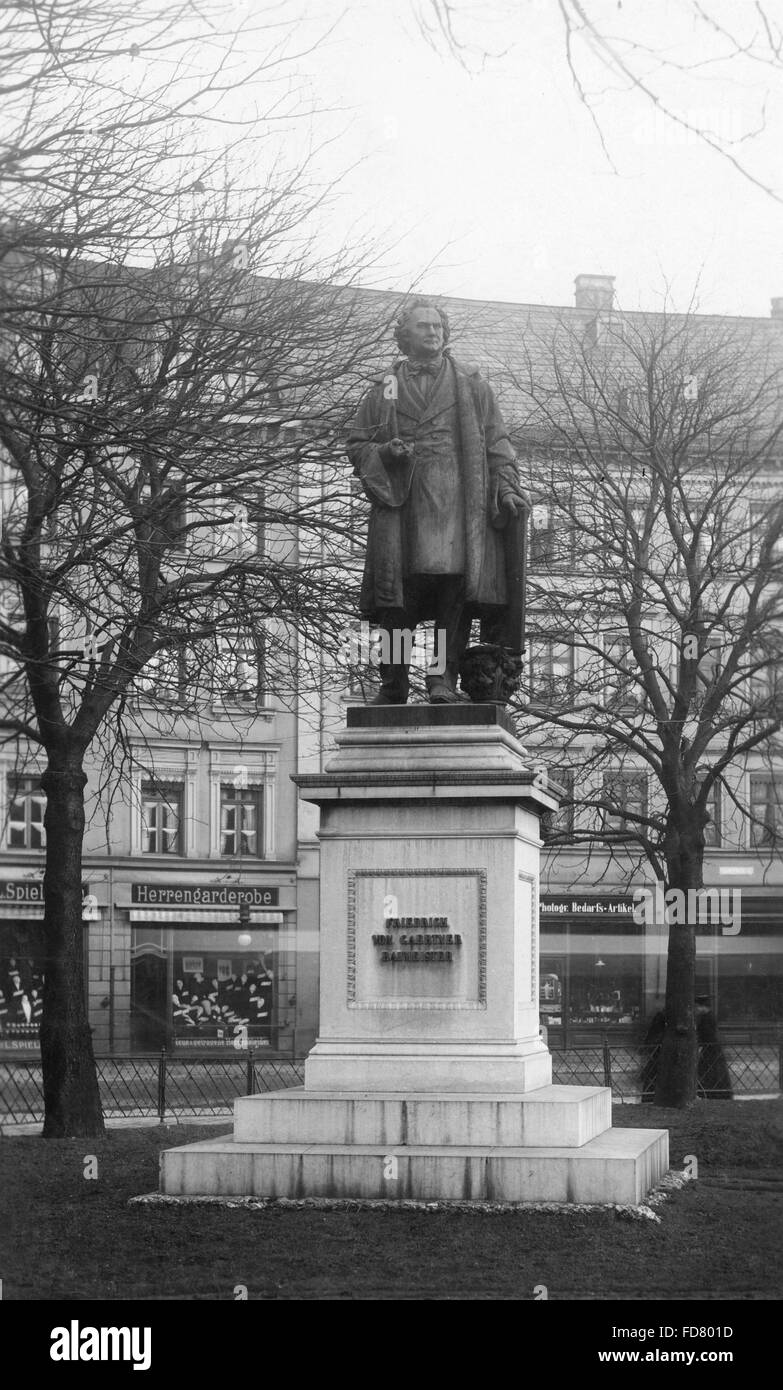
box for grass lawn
[1,1100,781,1301]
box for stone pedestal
[303,705,553,1094]
[159,708,668,1205]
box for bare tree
[413,0,783,201]
[0,0,386,1136]
[501,304,783,1104]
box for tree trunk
[654,815,701,1107]
[39,761,104,1137]
[655,914,698,1106]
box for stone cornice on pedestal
[293,769,560,814]
[294,704,561,816]
[345,703,518,734]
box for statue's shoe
[427,680,470,704]
[368,691,407,706]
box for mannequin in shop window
[172,989,194,1027]
[189,972,209,1001]
[8,972,24,1019]
[246,982,264,1025]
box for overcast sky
[238,0,783,318]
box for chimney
[575,273,615,312]
[771,297,783,318]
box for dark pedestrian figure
[696,996,733,1099]
[640,1005,666,1102]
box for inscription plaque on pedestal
[348,868,487,1009]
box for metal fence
[1,1041,780,1125]
[0,1051,306,1125]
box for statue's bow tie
[408,360,441,377]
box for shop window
[130,930,280,1052]
[539,957,564,1027]
[749,774,783,849]
[566,952,642,1026]
[171,947,275,1047]
[220,784,264,857]
[602,770,647,831]
[0,926,47,1048]
[7,775,46,850]
[717,950,783,1025]
[141,781,183,855]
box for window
[617,386,646,426]
[749,774,783,849]
[604,637,643,714]
[529,505,575,570]
[602,770,647,831]
[348,662,379,699]
[750,649,783,716]
[7,775,46,850]
[141,781,183,855]
[749,501,783,566]
[701,778,721,848]
[220,784,264,857]
[214,630,264,702]
[678,515,719,574]
[565,951,643,1027]
[139,481,187,553]
[541,768,575,842]
[628,504,649,544]
[136,647,185,702]
[208,485,265,560]
[528,638,574,704]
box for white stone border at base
[133,1163,688,1217]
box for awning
[129,908,284,924]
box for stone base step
[303,1043,552,1093]
[160,1128,669,1206]
[233,1085,612,1149]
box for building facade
[1,275,782,1060]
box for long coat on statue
[347,353,520,620]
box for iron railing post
[157,1048,167,1122]
[603,1036,612,1090]
[246,1048,255,1096]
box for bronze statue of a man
[347,297,529,704]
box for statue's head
[393,297,451,356]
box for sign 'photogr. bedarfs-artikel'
[372,914,463,964]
